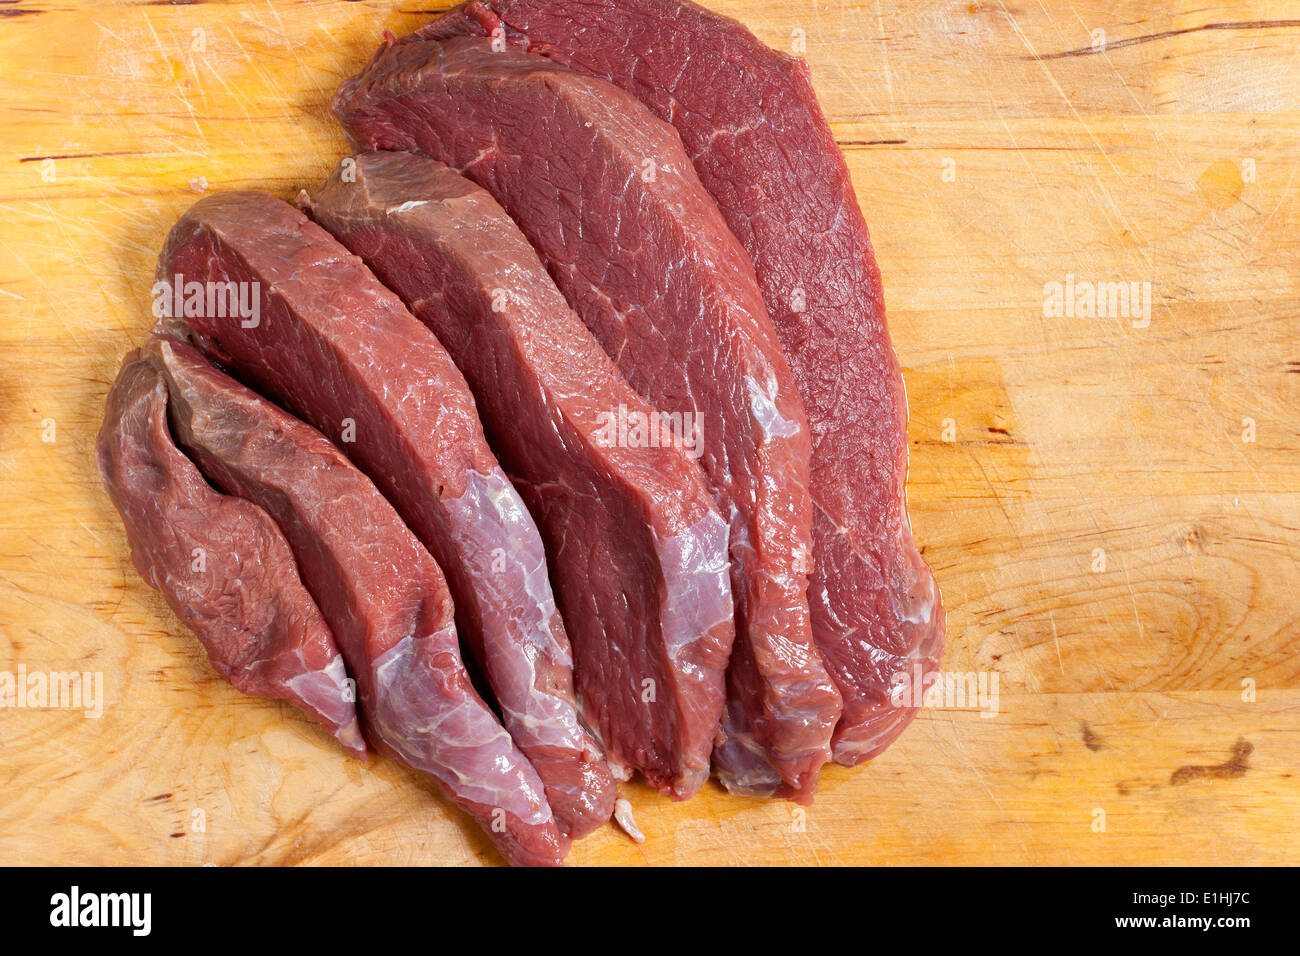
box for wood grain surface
[0,0,1297,866]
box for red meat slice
[155,191,613,837]
[150,336,566,867]
[334,37,843,801]
[422,0,946,769]
[97,350,364,757]
[301,150,735,799]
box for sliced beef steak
[422,0,946,767]
[334,36,842,802]
[156,191,612,838]
[148,336,566,866]
[301,150,734,799]
[97,350,364,757]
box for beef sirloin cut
[156,191,613,838]
[148,336,566,867]
[334,37,842,802]
[302,150,735,799]
[422,0,946,767]
[97,350,364,756]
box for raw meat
[97,349,364,756]
[421,0,946,768]
[301,150,735,799]
[149,335,567,867]
[155,190,613,837]
[334,38,843,801]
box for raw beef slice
[156,190,613,838]
[97,349,364,756]
[334,37,843,801]
[149,335,566,867]
[302,150,735,799]
[422,0,946,766]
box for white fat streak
[901,598,934,626]
[613,798,646,844]
[449,469,568,658]
[712,709,783,797]
[284,653,364,752]
[746,372,800,441]
[897,560,940,626]
[442,469,586,754]
[651,508,733,667]
[371,633,552,825]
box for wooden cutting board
[1,0,1297,866]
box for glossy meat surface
[152,336,566,866]
[156,190,610,837]
[335,36,842,801]
[97,349,364,756]
[303,151,735,799]
[423,0,946,769]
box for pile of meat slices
[98,0,945,866]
